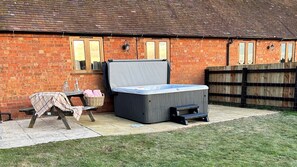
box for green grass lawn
[1,112,297,167]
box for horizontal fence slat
[208,70,242,74]
[247,68,296,73]
[209,82,295,87]
[208,68,296,74]
[246,83,295,87]
[209,94,294,101]
[209,93,241,98]
[209,101,293,111]
[245,95,294,101]
[208,82,242,86]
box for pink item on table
[93,90,102,97]
[83,89,94,97]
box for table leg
[52,107,62,120]
[87,110,96,122]
[67,97,74,106]
[28,114,38,128]
[79,96,88,106]
[57,109,71,130]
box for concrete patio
[0,105,277,149]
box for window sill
[71,71,103,75]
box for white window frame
[280,42,295,63]
[238,41,255,65]
[70,37,104,73]
[144,39,170,60]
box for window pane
[281,43,286,62]
[146,42,155,59]
[239,43,245,64]
[247,43,254,64]
[73,40,86,70]
[90,41,101,70]
[159,42,167,59]
[287,43,293,62]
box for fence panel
[205,62,297,110]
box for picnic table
[23,91,97,130]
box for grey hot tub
[104,59,208,123]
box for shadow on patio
[0,105,277,149]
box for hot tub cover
[105,59,170,91]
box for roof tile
[1,0,297,38]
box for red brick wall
[0,34,104,119]
[255,40,281,64]
[104,37,137,60]
[0,34,62,118]
[170,38,227,84]
[1,34,295,119]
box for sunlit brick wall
[170,38,227,84]
[254,40,281,64]
[1,34,295,119]
[103,37,137,60]
[0,34,105,119]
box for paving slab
[0,117,101,149]
[78,104,278,136]
[0,105,277,149]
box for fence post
[294,67,297,110]
[204,69,209,86]
[240,68,248,107]
[205,69,210,103]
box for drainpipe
[226,38,233,66]
[136,37,139,59]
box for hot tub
[112,84,208,123]
[104,60,208,123]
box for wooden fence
[205,63,297,110]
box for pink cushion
[93,90,102,97]
[83,89,94,97]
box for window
[280,42,295,63]
[70,37,104,72]
[145,39,170,60]
[239,42,255,64]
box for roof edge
[0,30,293,40]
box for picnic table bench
[0,111,12,122]
[19,91,98,130]
[19,107,35,115]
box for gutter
[0,30,291,40]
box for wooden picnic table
[65,91,88,106]
[27,91,97,130]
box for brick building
[1,0,297,118]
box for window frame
[144,38,170,60]
[70,37,104,73]
[238,41,255,65]
[280,42,295,63]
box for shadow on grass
[1,113,297,166]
